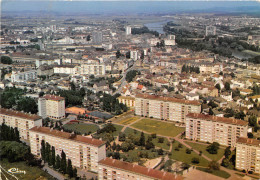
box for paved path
[43,164,65,180]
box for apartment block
[38,94,65,120]
[29,126,106,172]
[186,113,248,147]
[135,94,201,123]
[11,70,37,82]
[117,96,135,108]
[0,108,42,140]
[236,137,260,173]
[98,158,183,180]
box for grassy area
[118,116,140,125]
[131,118,185,137]
[0,158,54,180]
[124,127,170,150]
[235,173,245,177]
[185,141,225,161]
[63,123,99,135]
[111,124,124,137]
[197,167,231,179]
[170,141,209,167]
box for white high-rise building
[38,94,65,120]
[126,26,131,35]
[29,126,106,172]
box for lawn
[197,167,231,179]
[63,123,99,135]
[118,116,140,125]
[111,124,124,137]
[131,118,185,137]
[0,158,54,180]
[170,141,209,167]
[124,127,170,150]
[185,141,225,161]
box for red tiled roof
[136,93,201,106]
[237,137,260,146]
[30,126,105,147]
[43,94,65,101]
[0,108,41,121]
[99,158,183,180]
[186,113,248,126]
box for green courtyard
[131,118,185,137]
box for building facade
[186,113,248,147]
[38,94,65,120]
[98,158,183,180]
[117,96,135,108]
[11,70,37,82]
[126,26,131,35]
[29,126,106,172]
[206,26,216,36]
[0,108,42,140]
[236,137,260,173]
[135,94,201,123]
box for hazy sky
[2,1,260,15]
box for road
[43,164,65,180]
[113,62,138,95]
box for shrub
[191,157,200,164]
[186,149,191,154]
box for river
[144,19,172,34]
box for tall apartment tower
[0,108,42,140]
[206,26,216,36]
[126,26,131,35]
[38,94,65,120]
[236,137,260,173]
[29,126,106,172]
[186,113,248,147]
[135,93,201,123]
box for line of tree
[101,93,127,115]
[41,140,77,178]
[181,64,200,74]
[55,88,85,107]
[0,123,20,142]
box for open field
[118,116,140,125]
[131,118,185,137]
[0,159,54,180]
[63,123,99,134]
[124,127,170,150]
[170,141,209,167]
[185,141,225,161]
[197,167,231,179]
[111,124,124,137]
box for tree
[118,132,126,141]
[67,159,73,178]
[139,132,145,146]
[45,143,51,163]
[158,148,164,155]
[87,35,91,41]
[112,142,116,151]
[208,160,220,170]
[126,51,130,59]
[186,148,192,154]
[221,158,230,167]
[116,50,121,58]
[191,157,200,164]
[73,167,77,178]
[224,82,230,91]
[51,146,56,166]
[215,84,221,91]
[248,132,254,138]
[158,137,164,143]
[55,155,61,170]
[224,146,231,158]
[248,116,257,127]
[60,150,67,173]
[206,142,220,154]
[1,56,13,64]
[41,140,46,162]
[209,108,214,115]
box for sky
[1,1,260,15]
